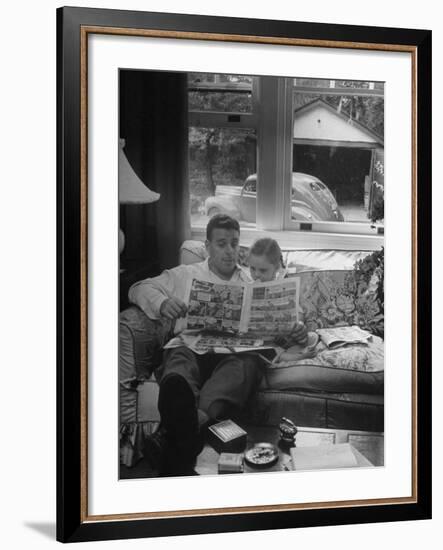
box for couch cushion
[263,361,383,395]
[285,249,372,272]
[262,332,383,394]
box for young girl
[248,238,318,358]
[248,237,287,283]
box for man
[129,214,306,476]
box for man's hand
[160,297,188,320]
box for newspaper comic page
[184,277,300,338]
[244,278,300,337]
[185,279,246,334]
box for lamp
[119,138,160,253]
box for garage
[292,99,384,222]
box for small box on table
[207,419,247,454]
[218,453,244,474]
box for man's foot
[158,374,203,468]
[143,426,199,476]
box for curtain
[119,70,191,271]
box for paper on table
[316,326,372,349]
[290,443,359,471]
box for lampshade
[118,138,160,204]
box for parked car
[204,172,344,222]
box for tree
[293,80,384,137]
[188,74,256,198]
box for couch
[120,241,384,467]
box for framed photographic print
[57,6,432,543]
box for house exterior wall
[293,104,379,144]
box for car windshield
[244,180,256,193]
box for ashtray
[244,442,279,468]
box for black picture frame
[57,6,432,543]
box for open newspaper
[164,276,300,354]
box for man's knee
[238,354,263,382]
[164,346,197,365]
[157,346,199,383]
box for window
[188,72,384,249]
[188,73,258,231]
[290,77,384,229]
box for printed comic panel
[212,284,244,306]
[207,302,225,318]
[223,304,242,321]
[221,319,240,332]
[205,318,224,331]
[187,316,206,330]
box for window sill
[191,225,383,251]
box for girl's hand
[274,321,308,348]
[290,321,308,345]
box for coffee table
[195,425,384,476]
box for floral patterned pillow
[297,270,384,338]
